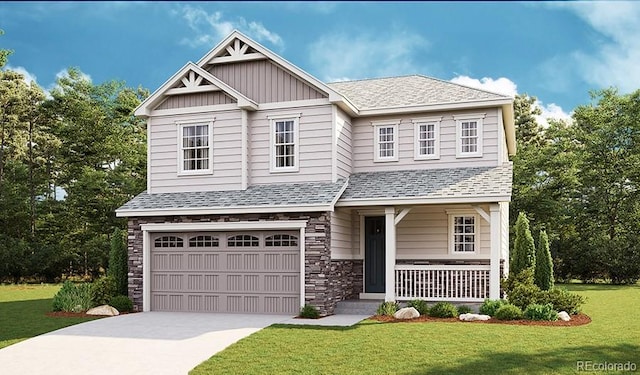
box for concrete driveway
[0,312,292,375]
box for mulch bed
[370,313,591,326]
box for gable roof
[336,164,512,206]
[134,62,257,117]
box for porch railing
[395,264,491,302]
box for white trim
[373,122,399,162]
[146,118,152,194]
[336,195,511,207]
[331,104,338,183]
[259,99,330,110]
[116,204,334,217]
[330,179,349,208]
[497,108,505,164]
[394,207,412,225]
[412,117,441,160]
[141,221,308,232]
[384,207,396,302]
[299,226,306,308]
[489,204,501,299]
[473,205,491,223]
[396,264,491,271]
[176,120,214,176]
[165,85,221,96]
[269,115,300,173]
[357,99,512,117]
[143,230,151,312]
[151,104,238,118]
[447,211,479,255]
[454,113,485,158]
[241,109,249,190]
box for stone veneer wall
[127,211,348,315]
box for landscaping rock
[86,305,119,316]
[394,307,420,319]
[459,313,491,321]
[557,311,571,321]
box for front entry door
[365,216,385,293]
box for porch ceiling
[337,164,512,206]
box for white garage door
[150,231,300,314]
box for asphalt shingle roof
[327,75,510,110]
[118,179,347,212]
[340,164,513,201]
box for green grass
[0,284,99,349]
[191,284,640,375]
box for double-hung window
[373,120,399,162]
[454,113,485,158]
[178,121,213,175]
[412,117,441,160]
[269,114,300,172]
[448,211,479,254]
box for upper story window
[412,117,442,160]
[447,212,479,254]
[269,113,300,173]
[454,114,485,158]
[177,120,213,175]
[373,120,399,162]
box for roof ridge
[326,74,421,85]
[419,74,512,98]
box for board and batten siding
[148,110,242,193]
[249,105,333,184]
[352,108,501,172]
[155,92,236,110]
[335,107,353,179]
[207,60,327,103]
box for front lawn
[0,284,99,349]
[192,284,639,374]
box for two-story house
[116,30,515,316]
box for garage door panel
[151,231,300,314]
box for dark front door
[365,216,385,293]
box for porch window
[373,121,399,162]
[412,116,441,160]
[269,114,300,173]
[454,113,485,158]
[177,121,213,175]
[449,214,478,253]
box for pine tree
[511,212,536,275]
[534,230,554,290]
[108,228,128,296]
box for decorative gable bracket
[208,38,266,65]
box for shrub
[108,228,128,296]
[406,299,429,315]
[541,287,586,315]
[534,230,554,291]
[376,301,400,316]
[479,299,506,316]
[299,304,320,319]
[511,212,536,276]
[494,304,523,320]
[457,305,473,315]
[109,295,133,313]
[503,269,542,310]
[428,302,458,318]
[524,303,558,321]
[91,276,117,306]
[52,281,94,312]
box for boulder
[394,307,420,320]
[459,313,491,321]
[86,305,120,316]
[557,311,571,321]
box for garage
[150,231,300,314]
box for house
[116,30,515,316]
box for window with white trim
[373,122,399,162]
[454,114,484,158]
[178,121,213,175]
[448,214,478,254]
[413,117,441,160]
[269,115,300,172]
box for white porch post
[385,207,396,302]
[489,204,501,300]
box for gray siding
[249,105,334,184]
[207,60,327,103]
[352,108,501,172]
[149,110,242,193]
[331,208,353,259]
[335,107,353,179]
[156,92,236,110]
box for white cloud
[175,6,283,50]
[308,30,429,82]
[55,69,92,82]
[450,75,518,97]
[5,65,38,85]
[450,75,571,127]
[545,2,640,92]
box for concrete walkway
[0,312,369,375]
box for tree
[534,230,554,290]
[511,212,536,276]
[108,228,128,296]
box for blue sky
[1,1,639,124]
